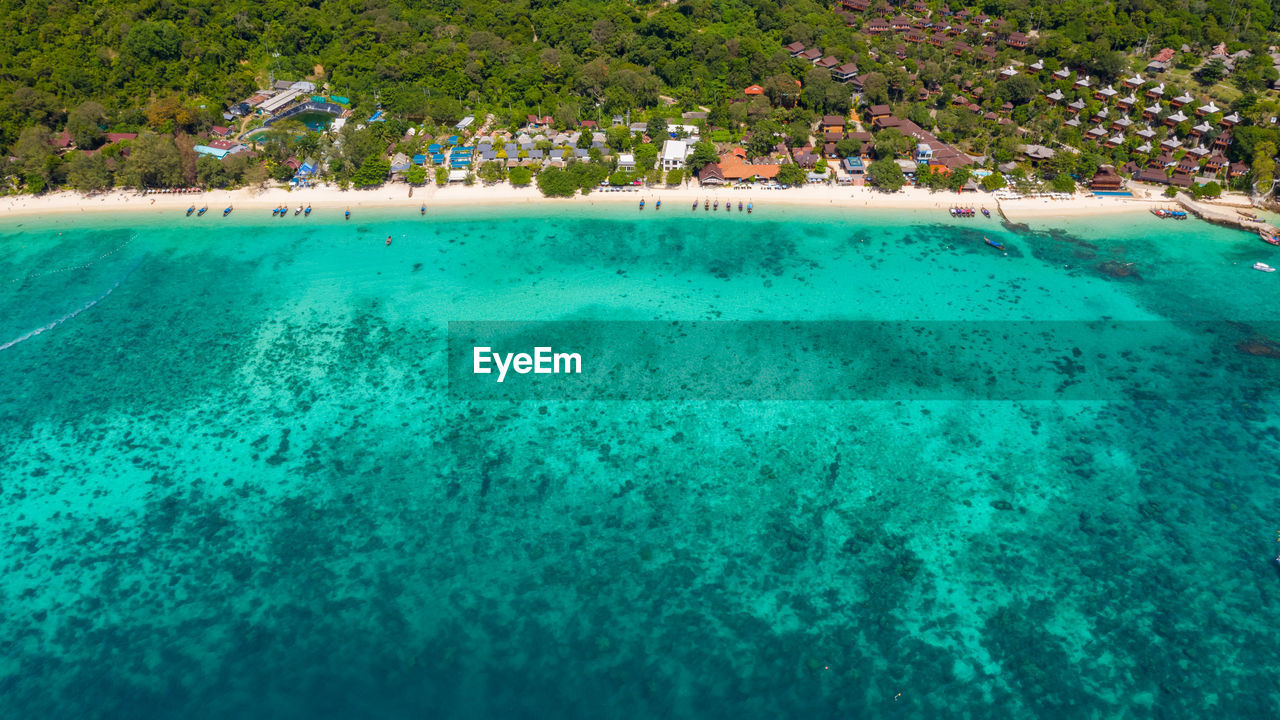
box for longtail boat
[186,205,195,216]
[738,201,743,212]
[981,207,991,218]
[639,198,645,210]
[304,204,311,216]
[747,200,753,214]
[420,204,426,215]
[656,198,661,210]
[197,205,207,216]
[345,208,351,220]
[224,206,233,216]
[295,205,303,216]
[704,198,710,211]
[985,236,1005,251]
[272,206,280,216]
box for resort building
[661,140,689,170]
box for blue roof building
[412,154,426,165]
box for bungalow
[821,115,847,133]
[928,32,947,47]
[800,48,824,62]
[1164,110,1188,127]
[210,125,232,138]
[1135,127,1157,141]
[1142,104,1162,121]
[1145,83,1165,99]
[868,19,891,34]
[1135,141,1153,154]
[891,15,911,31]
[1147,48,1175,73]
[1175,157,1199,175]
[1090,165,1124,191]
[617,153,636,172]
[1066,99,1086,114]
[744,85,765,96]
[1020,144,1056,161]
[1075,75,1092,90]
[1221,112,1241,127]
[906,30,926,43]
[868,104,892,123]
[833,63,860,83]
[1053,68,1072,80]
[842,157,865,175]
[978,46,998,62]
[999,66,1018,79]
[952,40,970,56]
[912,0,928,12]
[1064,117,1081,128]
[785,42,806,56]
[697,163,724,185]
[1205,153,1227,172]
[1045,89,1065,104]
[1213,132,1232,150]
[1229,161,1249,178]
[840,0,870,10]
[1030,58,1045,71]
[1117,94,1137,110]
[1189,121,1212,138]
[1086,126,1108,141]
[1105,134,1125,148]
[1134,168,1169,184]
[1170,93,1193,108]
[1111,115,1133,131]
[815,56,840,70]
[1007,31,1029,49]
[1095,85,1118,101]
[1123,74,1146,89]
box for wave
[0,255,145,352]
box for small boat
[692,199,698,211]
[1261,234,1280,246]
[981,207,991,218]
[345,208,351,220]
[224,207,233,216]
[704,198,710,211]
[420,204,426,215]
[186,205,195,216]
[1254,262,1276,273]
[985,237,1005,251]
[304,205,311,216]
[713,199,719,210]
[272,206,280,216]
[738,201,743,212]
[295,205,303,216]
[197,206,208,216]
[386,236,393,247]
[639,198,645,210]
[747,201,753,214]
[656,198,661,210]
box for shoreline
[0,180,1195,224]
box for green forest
[4,0,1280,193]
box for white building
[617,153,636,172]
[661,140,689,171]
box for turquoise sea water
[1,205,1278,718]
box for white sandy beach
[0,180,1176,223]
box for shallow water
[1,205,1278,718]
